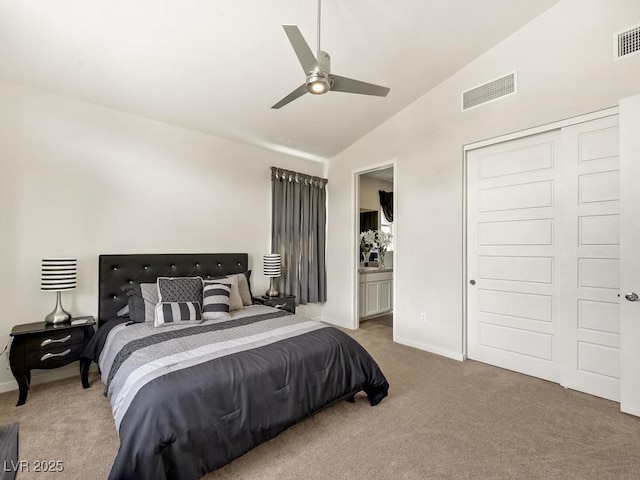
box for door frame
[352,159,398,335]
[462,106,619,360]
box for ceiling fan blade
[272,83,308,109]
[283,25,319,74]
[329,74,390,97]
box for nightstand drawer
[24,329,85,352]
[25,342,85,368]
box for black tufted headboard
[98,253,249,326]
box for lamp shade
[263,254,281,278]
[41,258,77,291]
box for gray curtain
[379,190,393,222]
[271,166,327,304]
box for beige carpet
[1,321,640,480]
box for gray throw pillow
[140,283,160,322]
[157,277,203,305]
[227,272,253,306]
[122,282,159,323]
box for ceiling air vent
[462,72,516,111]
[614,24,640,60]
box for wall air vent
[462,72,516,111]
[614,24,640,60]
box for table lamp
[263,254,281,298]
[41,258,77,324]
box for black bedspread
[85,311,389,480]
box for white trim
[352,160,398,333]
[315,315,353,329]
[394,335,464,362]
[464,106,619,151]
[0,364,90,394]
[461,144,468,361]
[462,105,619,362]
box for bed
[82,253,389,480]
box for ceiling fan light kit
[307,74,330,94]
[272,0,389,109]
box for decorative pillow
[121,283,159,323]
[154,302,203,327]
[202,283,231,321]
[157,276,203,305]
[116,304,130,317]
[206,276,243,311]
[227,271,253,306]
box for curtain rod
[270,166,328,187]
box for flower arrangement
[359,229,392,255]
[377,230,392,255]
[359,229,377,253]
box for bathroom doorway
[354,163,396,335]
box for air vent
[462,72,516,111]
[614,24,640,60]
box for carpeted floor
[360,313,393,329]
[1,320,640,479]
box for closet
[466,96,640,416]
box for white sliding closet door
[558,116,620,402]
[620,94,640,416]
[467,113,622,402]
[467,130,561,383]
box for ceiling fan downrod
[316,0,321,54]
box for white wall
[324,0,640,359]
[0,81,323,392]
[359,176,393,213]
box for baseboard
[394,335,464,361]
[0,364,98,395]
[313,316,353,329]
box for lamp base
[45,291,71,324]
[265,278,279,298]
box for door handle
[469,279,476,286]
[625,292,639,302]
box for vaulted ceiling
[0,0,560,160]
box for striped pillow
[202,282,231,321]
[206,276,243,311]
[154,301,203,327]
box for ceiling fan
[271,0,390,109]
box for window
[380,207,393,251]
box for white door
[558,116,620,401]
[620,94,640,416]
[467,113,624,403]
[467,130,561,383]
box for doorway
[354,163,396,334]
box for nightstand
[9,316,95,406]
[253,294,296,314]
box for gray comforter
[88,305,389,480]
